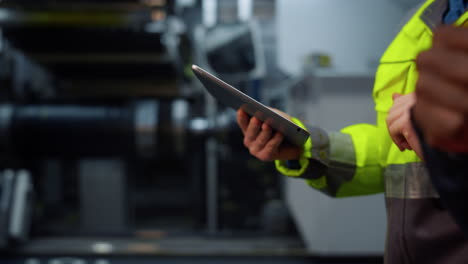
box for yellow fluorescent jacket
[275,0,468,198]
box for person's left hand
[386,92,423,159]
[236,109,302,161]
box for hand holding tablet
[192,65,310,149]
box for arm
[275,121,384,197]
[413,26,468,152]
[236,109,385,198]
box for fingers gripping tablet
[192,65,310,147]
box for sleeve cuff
[274,117,313,177]
[275,158,310,177]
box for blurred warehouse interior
[0,0,420,263]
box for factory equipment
[0,0,201,245]
[0,0,303,262]
[0,170,33,248]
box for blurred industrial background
[0,0,420,263]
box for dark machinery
[0,0,203,245]
[0,0,296,261]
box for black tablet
[192,65,310,147]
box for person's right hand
[236,109,302,161]
[414,25,468,152]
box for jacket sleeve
[275,118,385,197]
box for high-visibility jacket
[275,1,468,263]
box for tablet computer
[192,65,310,147]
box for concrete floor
[3,256,383,264]
[1,236,383,264]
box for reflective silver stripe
[329,132,356,170]
[326,133,357,196]
[308,126,330,162]
[420,0,448,30]
[302,132,356,196]
[385,163,439,199]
